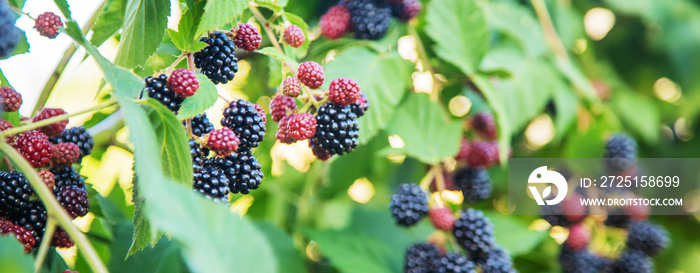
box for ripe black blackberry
[189,139,209,171]
[454,167,492,204]
[453,209,496,256]
[346,0,392,40]
[51,126,94,158]
[476,247,516,273]
[404,242,440,273]
[604,133,637,173]
[349,92,369,118]
[50,167,86,193]
[143,74,183,113]
[431,252,477,273]
[559,247,609,273]
[188,113,215,137]
[194,32,239,84]
[56,186,89,219]
[541,203,574,228]
[627,221,669,256]
[213,150,263,194]
[221,99,266,149]
[0,1,20,58]
[604,212,630,229]
[611,249,653,273]
[312,103,359,156]
[193,165,230,204]
[389,183,429,226]
[0,171,34,214]
[13,201,47,245]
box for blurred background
[3,0,700,272]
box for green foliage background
[2,0,700,272]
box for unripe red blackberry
[168,68,199,98]
[287,113,316,141]
[14,131,54,168]
[297,61,324,89]
[470,112,497,140]
[0,86,22,112]
[0,120,15,143]
[51,227,74,248]
[429,208,455,231]
[38,169,55,190]
[0,221,35,253]
[320,5,351,39]
[454,137,470,161]
[56,186,89,219]
[282,76,302,97]
[234,23,262,51]
[269,94,298,123]
[466,140,497,168]
[32,107,68,137]
[276,115,296,144]
[283,25,305,48]
[561,192,587,223]
[206,127,240,156]
[328,77,360,106]
[565,223,590,251]
[390,0,422,21]
[389,183,429,226]
[52,142,81,168]
[51,126,94,158]
[34,12,63,39]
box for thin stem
[419,167,437,191]
[7,4,34,20]
[2,157,13,171]
[34,219,56,271]
[165,54,187,74]
[33,0,103,116]
[531,0,570,63]
[249,3,296,72]
[434,164,446,192]
[218,94,232,104]
[4,100,118,136]
[0,143,108,273]
[187,52,195,72]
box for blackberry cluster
[188,114,215,137]
[346,0,392,40]
[213,150,264,194]
[559,247,610,273]
[0,1,20,58]
[189,139,209,171]
[221,99,267,150]
[452,209,496,256]
[454,167,492,204]
[51,126,94,159]
[0,171,34,216]
[431,252,476,273]
[604,133,637,173]
[12,201,47,245]
[50,167,86,192]
[476,247,516,273]
[404,242,440,273]
[611,250,653,273]
[143,74,183,113]
[311,103,359,156]
[193,166,230,204]
[389,183,428,226]
[194,32,239,84]
[626,221,669,256]
[390,0,421,21]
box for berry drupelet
[389,183,429,226]
[194,32,239,84]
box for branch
[0,143,108,273]
[3,100,118,136]
[248,3,296,73]
[531,0,570,63]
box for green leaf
[305,229,396,273]
[387,93,462,165]
[257,222,309,273]
[552,81,579,141]
[90,0,126,47]
[554,59,598,102]
[168,7,207,53]
[611,90,660,143]
[482,1,546,57]
[140,99,192,185]
[7,31,28,57]
[484,212,548,256]
[195,0,247,38]
[176,74,218,120]
[254,0,282,12]
[8,0,25,9]
[323,47,412,145]
[115,0,171,68]
[52,0,71,19]
[0,236,34,273]
[256,47,299,68]
[425,0,489,75]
